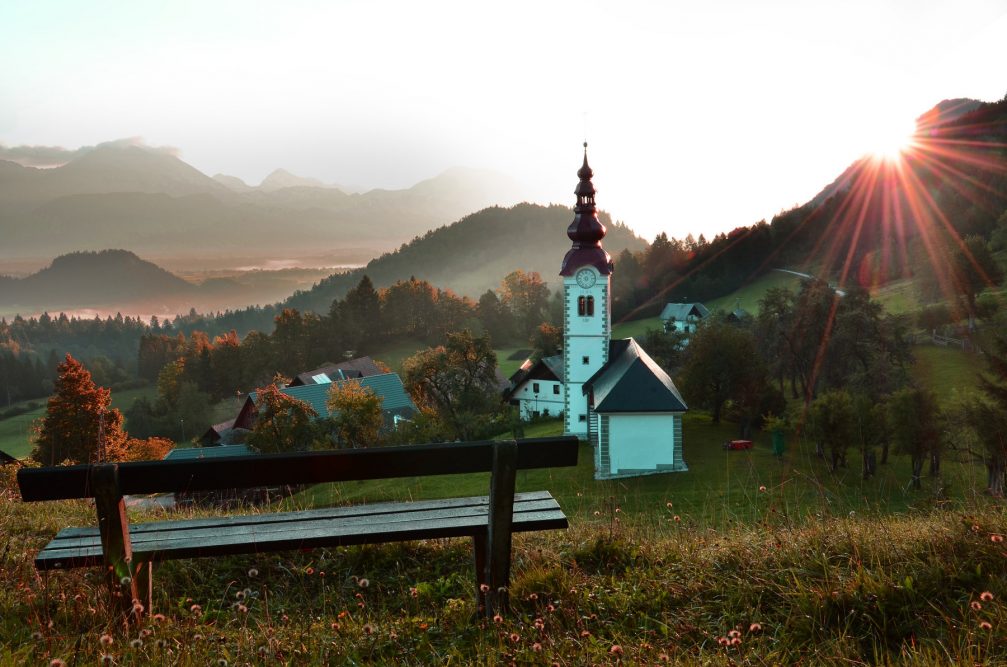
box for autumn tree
[326,379,385,448]
[500,270,550,340]
[123,436,174,462]
[402,330,502,441]
[32,354,128,464]
[247,384,322,453]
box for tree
[950,235,1003,331]
[530,323,562,360]
[974,334,1007,494]
[402,330,502,441]
[851,394,887,478]
[326,379,384,449]
[500,270,550,340]
[807,390,856,472]
[887,387,941,490]
[247,384,322,453]
[32,354,128,464]
[123,436,174,462]
[678,319,766,424]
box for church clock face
[575,268,596,289]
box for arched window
[577,296,586,316]
[586,296,595,316]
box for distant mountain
[0,141,531,261]
[284,203,649,312]
[259,168,334,191]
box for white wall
[563,267,610,436]
[608,413,678,471]
[513,379,564,420]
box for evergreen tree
[32,354,127,464]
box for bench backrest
[18,436,579,501]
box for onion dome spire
[560,143,613,276]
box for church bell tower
[561,143,612,438]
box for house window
[533,382,540,393]
[553,384,560,395]
[582,356,590,365]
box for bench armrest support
[485,440,517,617]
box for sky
[1,0,1005,242]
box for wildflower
[666,501,673,508]
[673,515,681,522]
[749,622,762,633]
[132,602,144,615]
[357,601,365,609]
[248,568,258,578]
[411,586,420,597]
[235,590,246,600]
[728,629,741,639]
[258,646,268,657]
[190,604,202,615]
[534,618,545,630]
[152,613,165,623]
[363,623,375,635]
[358,578,369,589]
[419,623,429,631]
[731,637,742,646]
[319,571,325,577]
[192,634,204,642]
[100,634,114,646]
[130,639,142,649]
[493,614,504,624]
[609,644,623,655]
[993,535,1004,543]
[580,630,591,638]
[971,601,983,611]
[508,632,520,643]
[338,610,349,619]
[658,654,670,662]
[305,567,315,575]
[237,604,248,614]
[50,660,67,667]
[717,637,729,646]
[547,604,556,613]
[533,642,543,652]
[981,591,994,602]
[759,485,767,493]
[529,593,538,601]
[980,621,993,631]
[140,629,152,638]
[593,511,601,516]
[615,507,621,513]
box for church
[511,145,689,480]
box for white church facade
[513,145,688,479]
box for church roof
[560,143,613,277]
[583,338,688,413]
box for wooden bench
[17,436,578,621]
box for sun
[866,116,919,162]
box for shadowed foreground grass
[2,479,1005,665]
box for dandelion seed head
[759,485,767,493]
[358,578,369,589]
[120,576,132,586]
[235,590,245,600]
[248,568,258,578]
[130,639,142,649]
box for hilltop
[284,203,649,312]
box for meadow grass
[911,344,984,401]
[2,466,1004,666]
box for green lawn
[611,316,662,339]
[287,409,989,528]
[0,385,158,459]
[911,344,984,402]
[370,338,428,372]
[706,270,805,315]
[870,277,920,315]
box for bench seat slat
[51,490,557,539]
[46,497,561,551]
[35,494,566,570]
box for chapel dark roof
[560,143,613,277]
[583,338,688,413]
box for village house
[659,302,710,336]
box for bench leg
[91,465,144,622]
[472,533,488,614]
[485,441,517,618]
